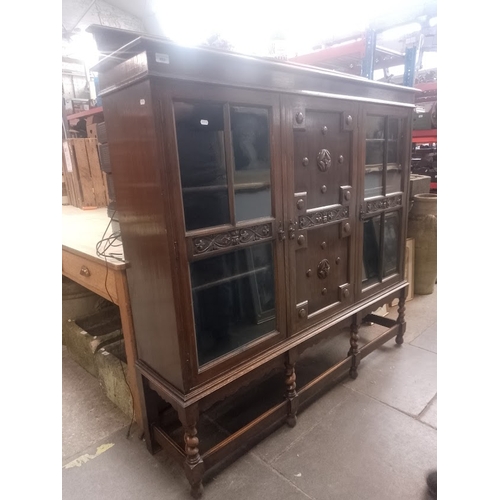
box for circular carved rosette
[317,259,331,279]
[316,149,331,172]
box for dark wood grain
[94,32,416,497]
[93,36,418,107]
[101,79,185,391]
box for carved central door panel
[283,96,358,334]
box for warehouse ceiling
[85,0,437,42]
[104,0,151,20]
[103,0,161,34]
[63,0,437,62]
[103,0,437,40]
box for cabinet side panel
[102,79,184,390]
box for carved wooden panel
[293,109,352,210]
[361,193,403,219]
[298,205,349,229]
[290,101,355,332]
[189,222,273,258]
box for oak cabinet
[93,33,416,497]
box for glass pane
[174,102,230,231]
[364,167,383,198]
[365,115,385,199]
[365,140,384,166]
[387,118,403,193]
[387,117,399,141]
[387,141,398,165]
[190,242,276,366]
[383,211,400,277]
[366,115,385,140]
[362,215,381,285]
[231,107,272,222]
[386,163,402,194]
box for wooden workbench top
[62,206,128,270]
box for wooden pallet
[62,138,110,209]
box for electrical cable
[95,211,124,304]
[117,332,136,439]
[96,214,135,438]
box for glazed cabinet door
[282,95,359,335]
[160,82,286,386]
[356,104,412,300]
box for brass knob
[338,155,344,164]
[306,269,312,277]
[343,288,350,298]
[344,223,351,233]
[322,126,328,134]
[298,235,305,245]
[321,185,327,193]
[296,112,304,124]
[297,199,305,210]
[344,190,351,201]
[80,265,91,277]
[302,157,309,166]
[346,115,353,126]
[298,308,306,318]
[336,257,341,265]
[321,241,326,249]
[322,288,327,295]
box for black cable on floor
[117,332,136,439]
[96,213,135,437]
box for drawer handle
[80,265,91,277]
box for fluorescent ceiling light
[65,32,99,67]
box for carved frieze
[298,205,349,229]
[193,223,272,255]
[364,194,403,216]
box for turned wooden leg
[285,363,298,427]
[349,322,360,379]
[180,406,205,499]
[396,290,406,345]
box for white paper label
[155,53,170,64]
[63,141,73,172]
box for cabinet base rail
[140,291,406,498]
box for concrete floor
[62,290,437,500]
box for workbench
[62,205,142,430]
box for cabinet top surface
[91,33,419,104]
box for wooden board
[72,139,96,207]
[85,138,108,207]
[391,238,415,306]
[62,139,110,209]
[62,140,82,207]
[102,171,111,206]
